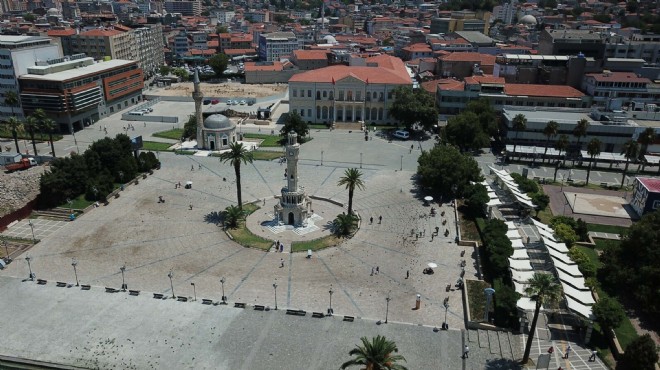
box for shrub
[553,223,578,246]
[493,278,521,330]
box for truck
[4,158,37,173]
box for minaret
[285,132,299,191]
[192,68,204,148]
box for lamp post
[25,254,34,281]
[2,238,10,263]
[443,298,449,330]
[220,277,226,304]
[560,174,565,191]
[385,293,391,324]
[71,258,79,286]
[572,193,578,212]
[360,152,363,168]
[191,282,196,301]
[321,151,324,166]
[120,265,127,291]
[328,285,334,316]
[400,155,403,171]
[273,282,278,310]
[28,220,35,243]
[168,270,175,298]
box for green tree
[592,296,625,330]
[585,138,601,185]
[216,25,229,34]
[510,114,527,158]
[555,134,569,166]
[33,109,57,157]
[340,335,408,370]
[208,53,230,76]
[572,118,589,164]
[223,205,244,228]
[23,115,38,156]
[172,67,190,80]
[531,193,549,215]
[465,98,498,137]
[22,13,36,22]
[159,65,171,75]
[417,145,483,197]
[337,168,365,216]
[219,142,254,210]
[567,247,596,277]
[445,112,490,152]
[183,114,197,139]
[616,334,659,370]
[3,90,21,152]
[280,111,309,141]
[464,183,489,216]
[637,127,655,166]
[522,273,563,364]
[4,116,23,153]
[332,213,358,237]
[542,121,559,163]
[389,86,438,131]
[620,139,639,188]
[553,223,578,246]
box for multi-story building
[401,43,433,61]
[191,32,208,50]
[18,56,144,133]
[290,50,329,70]
[216,10,235,24]
[582,72,659,107]
[493,54,596,88]
[173,30,190,56]
[67,29,134,61]
[131,25,165,78]
[437,52,496,79]
[491,0,516,25]
[288,55,412,125]
[218,33,253,53]
[164,0,201,16]
[604,39,660,66]
[430,11,491,35]
[538,29,605,59]
[0,35,61,121]
[258,32,299,62]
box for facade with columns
[287,55,412,125]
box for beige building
[68,29,134,61]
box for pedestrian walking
[371,267,374,276]
[189,204,193,210]
[547,346,554,354]
[280,258,284,268]
[589,350,597,362]
[376,266,379,274]
[198,163,202,170]
[370,217,373,224]
[564,345,571,359]
[410,144,413,153]
[406,270,409,279]
[191,165,194,171]
[378,215,382,224]
[280,243,283,252]
[144,122,146,127]
[463,345,469,359]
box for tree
[33,109,57,157]
[555,134,569,166]
[553,223,578,246]
[637,127,655,168]
[620,139,639,188]
[585,138,601,185]
[445,112,490,152]
[417,145,483,198]
[219,142,254,210]
[522,273,563,364]
[280,111,309,141]
[465,98,498,137]
[223,205,244,228]
[159,65,171,75]
[592,296,625,330]
[171,67,189,80]
[333,213,358,237]
[22,13,36,22]
[216,25,229,34]
[567,247,596,277]
[208,53,230,77]
[340,335,408,370]
[542,121,559,163]
[337,168,365,216]
[531,193,549,214]
[464,183,489,217]
[4,116,23,153]
[183,114,197,139]
[510,114,527,159]
[389,86,438,131]
[572,118,589,164]
[23,115,38,156]
[616,334,659,370]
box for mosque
[191,69,237,151]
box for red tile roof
[440,52,496,65]
[80,29,122,37]
[47,29,76,37]
[585,72,651,83]
[465,75,505,85]
[504,84,585,98]
[245,61,283,71]
[289,54,409,85]
[638,177,660,193]
[224,48,257,56]
[402,43,431,52]
[293,49,329,60]
[435,78,466,91]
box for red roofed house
[582,71,658,107]
[244,60,297,83]
[401,43,433,61]
[630,177,660,216]
[290,50,329,70]
[288,54,412,125]
[437,52,496,79]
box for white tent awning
[509,258,533,271]
[565,295,594,319]
[507,229,523,239]
[556,268,587,290]
[562,283,595,305]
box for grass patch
[152,128,183,140]
[574,245,602,269]
[251,151,284,161]
[309,124,329,129]
[243,133,282,147]
[174,150,196,155]
[535,207,554,224]
[467,279,491,321]
[587,223,628,236]
[457,202,480,241]
[61,193,95,210]
[593,238,620,251]
[291,234,342,252]
[225,203,273,250]
[142,141,173,151]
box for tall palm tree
[620,139,639,189]
[39,117,57,157]
[219,142,254,210]
[585,138,601,185]
[23,115,38,155]
[223,205,244,228]
[333,213,357,237]
[338,168,365,216]
[555,134,569,166]
[572,119,589,165]
[542,121,559,163]
[340,335,408,370]
[522,273,563,364]
[511,113,527,159]
[637,127,655,172]
[5,116,23,153]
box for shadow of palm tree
[204,211,223,225]
[485,358,522,370]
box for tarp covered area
[509,258,533,271]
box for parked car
[392,130,410,140]
[211,99,220,105]
[239,100,246,105]
[203,99,211,105]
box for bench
[153,293,164,299]
[254,305,265,311]
[56,281,67,287]
[177,296,188,302]
[286,309,307,316]
[312,312,325,318]
[343,316,355,322]
[128,290,140,296]
[81,284,91,290]
[105,287,118,293]
[234,302,246,308]
[37,279,47,285]
[202,299,214,305]
[600,182,608,188]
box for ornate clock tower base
[274,133,311,226]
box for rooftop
[78,28,123,37]
[504,84,585,98]
[453,31,494,44]
[289,55,410,85]
[502,108,596,124]
[0,35,52,47]
[585,72,651,83]
[637,177,660,193]
[20,59,137,82]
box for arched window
[322,106,328,119]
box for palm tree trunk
[12,130,20,153]
[586,160,592,185]
[347,187,354,215]
[621,161,629,188]
[49,132,55,157]
[234,162,242,209]
[522,302,542,364]
[29,130,37,155]
[543,138,549,163]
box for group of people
[369,216,383,224]
[274,240,284,253]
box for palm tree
[555,134,569,166]
[223,205,244,228]
[338,168,365,216]
[511,113,527,159]
[333,213,357,237]
[521,273,563,364]
[637,127,655,172]
[23,115,38,156]
[542,121,559,163]
[572,119,589,165]
[39,117,57,157]
[620,139,639,189]
[5,116,23,153]
[340,335,408,370]
[585,138,601,185]
[219,142,254,210]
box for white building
[258,32,299,62]
[492,0,516,25]
[216,10,235,24]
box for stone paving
[2,218,68,241]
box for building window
[322,91,327,98]
[300,109,304,117]
[292,89,297,97]
[307,90,311,97]
[307,109,311,117]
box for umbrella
[427,263,438,268]
[424,196,433,202]
[186,181,193,185]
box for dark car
[203,99,211,105]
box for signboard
[130,136,143,151]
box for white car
[227,100,235,105]
[239,100,246,105]
[392,130,410,140]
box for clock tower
[274,132,311,226]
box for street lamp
[360,152,363,168]
[120,265,127,291]
[400,155,403,171]
[71,258,79,286]
[28,220,35,243]
[191,282,196,301]
[385,293,391,324]
[321,151,324,166]
[560,174,565,191]
[273,282,278,310]
[220,277,226,304]
[2,238,10,263]
[328,285,334,316]
[572,193,578,211]
[25,254,34,281]
[168,270,175,298]
[443,298,450,330]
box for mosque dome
[323,35,337,44]
[47,8,60,16]
[519,15,537,25]
[203,114,234,130]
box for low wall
[121,115,179,123]
[0,199,37,232]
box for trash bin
[415,294,421,309]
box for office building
[258,32,300,62]
[164,0,202,16]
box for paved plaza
[564,192,631,219]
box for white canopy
[546,246,575,265]
[562,283,595,305]
[513,281,529,295]
[514,195,537,209]
[565,295,594,319]
[580,150,627,163]
[511,270,537,283]
[505,221,517,230]
[511,249,529,260]
[556,268,587,290]
[507,145,561,156]
[538,228,557,242]
[488,191,498,199]
[552,259,582,277]
[509,258,533,271]
[530,218,554,233]
[644,155,660,164]
[511,239,526,249]
[507,229,523,239]
[487,198,503,206]
[542,237,569,253]
[517,297,540,312]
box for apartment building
[18,56,144,133]
[288,55,412,125]
[538,29,605,59]
[258,32,299,62]
[582,71,659,107]
[67,29,134,61]
[164,0,201,16]
[0,35,61,121]
[430,11,491,35]
[131,24,165,78]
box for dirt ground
[151,82,287,98]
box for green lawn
[309,124,329,130]
[243,133,282,147]
[142,141,173,151]
[574,245,602,269]
[225,203,273,250]
[593,238,621,251]
[467,279,491,321]
[152,128,183,140]
[587,223,628,237]
[251,151,284,161]
[61,193,94,210]
[174,150,196,155]
[291,235,342,252]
